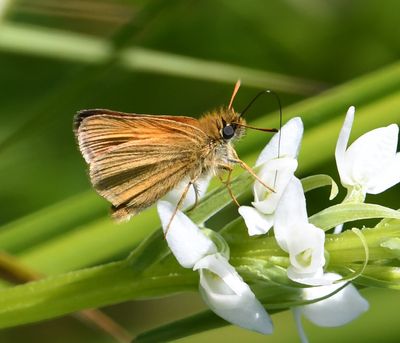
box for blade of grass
[18,208,159,274]
[0,22,326,95]
[119,47,326,95]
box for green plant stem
[326,226,400,263]
[0,258,196,329]
[0,224,398,329]
[227,227,400,267]
[309,203,400,231]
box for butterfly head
[199,107,246,143]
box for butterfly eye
[222,125,235,139]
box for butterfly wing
[75,109,209,220]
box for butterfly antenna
[228,80,241,110]
[239,89,283,187]
[267,90,283,188]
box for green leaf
[309,203,400,230]
[301,174,339,200]
[18,209,159,274]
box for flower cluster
[157,107,399,341]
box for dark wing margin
[74,109,123,132]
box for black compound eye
[222,125,235,139]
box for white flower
[157,200,216,268]
[300,273,369,326]
[157,200,273,334]
[274,177,327,286]
[239,117,303,235]
[194,254,272,334]
[293,273,369,342]
[335,106,400,202]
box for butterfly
[74,81,277,223]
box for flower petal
[333,224,344,234]
[253,157,298,213]
[335,106,355,187]
[157,201,216,268]
[274,177,308,250]
[344,124,399,190]
[238,206,274,236]
[299,273,369,327]
[256,117,304,166]
[367,152,400,193]
[287,268,330,286]
[194,253,273,334]
[286,224,326,285]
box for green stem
[228,226,400,268]
[0,259,196,329]
[0,224,398,329]
[326,226,400,264]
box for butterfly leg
[225,168,240,207]
[189,182,200,210]
[228,151,275,193]
[217,165,240,207]
[164,180,193,237]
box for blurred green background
[0,0,399,342]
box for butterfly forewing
[75,110,209,219]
